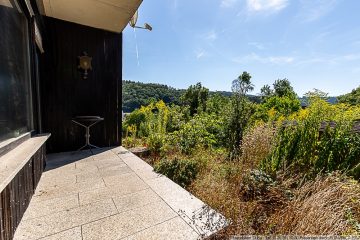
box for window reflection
[0,3,33,142]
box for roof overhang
[0,0,12,8]
[36,0,142,33]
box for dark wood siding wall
[0,145,45,240]
[40,17,122,153]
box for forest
[122,80,263,112]
[122,73,360,238]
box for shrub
[154,158,199,187]
[122,125,138,148]
[146,133,166,157]
[253,95,301,123]
[170,114,222,155]
[123,109,145,134]
[239,169,276,201]
[317,123,360,179]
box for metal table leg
[72,120,102,154]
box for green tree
[181,82,209,116]
[260,84,273,100]
[273,78,297,98]
[260,95,301,121]
[206,93,230,115]
[338,86,360,105]
[254,79,300,122]
[303,89,329,106]
[226,71,255,160]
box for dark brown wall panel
[0,145,45,240]
[40,17,122,153]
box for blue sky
[123,0,360,96]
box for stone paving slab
[40,227,82,240]
[14,147,228,240]
[37,173,77,188]
[124,216,199,240]
[33,177,105,202]
[82,200,178,240]
[98,164,133,178]
[15,199,118,239]
[78,175,149,205]
[112,188,161,213]
[22,193,79,221]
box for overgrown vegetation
[264,95,360,180]
[122,75,360,238]
[154,158,200,187]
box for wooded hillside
[122,80,261,112]
[122,80,184,112]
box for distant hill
[122,81,262,112]
[327,97,338,104]
[122,80,184,112]
[123,80,343,112]
[299,96,338,107]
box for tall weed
[264,97,360,180]
[241,123,277,168]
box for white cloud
[232,51,360,66]
[232,53,294,64]
[296,57,333,65]
[296,53,360,66]
[233,52,360,66]
[269,56,294,64]
[205,30,217,41]
[221,0,238,8]
[247,0,288,13]
[248,42,265,50]
[298,0,339,22]
[195,49,207,59]
[340,54,360,61]
[232,53,261,63]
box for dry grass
[268,174,360,235]
[197,171,360,239]
[241,124,276,168]
[189,153,360,237]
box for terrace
[13,147,226,239]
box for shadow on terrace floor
[44,147,116,171]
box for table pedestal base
[72,117,104,155]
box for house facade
[0,0,142,238]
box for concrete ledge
[0,133,31,158]
[0,134,50,192]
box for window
[0,2,33,142]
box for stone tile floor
[14,146,227,240]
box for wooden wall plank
[39,17,122,153]
[0,145,45,240]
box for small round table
[72,116,104,153]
